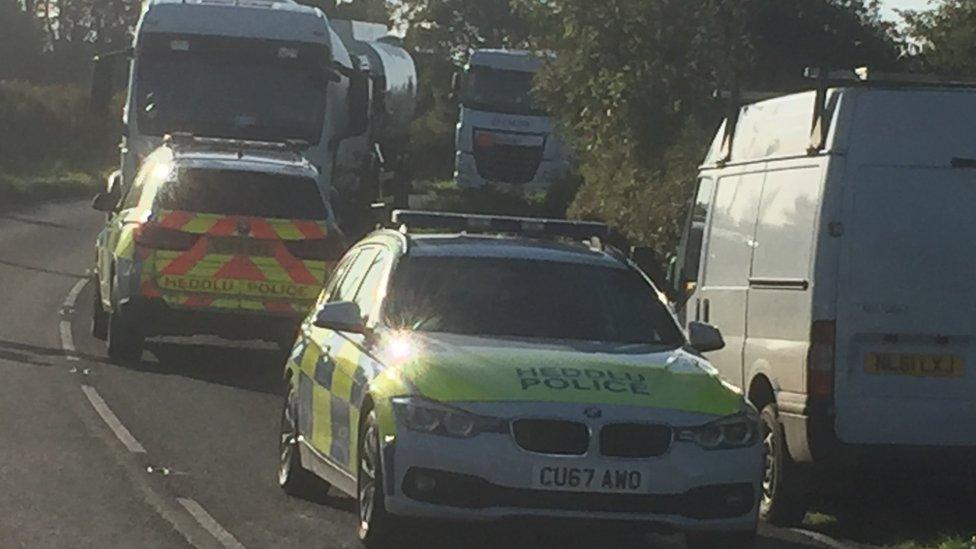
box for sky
[880,0,930,20]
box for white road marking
[789,528,855,549]
[81,385,147,454]
[177,498,246,549]
[59,278,88,361]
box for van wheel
[357,409,397,548]
[686,530,755,549]
[106,308,144,364]
[91,281,108,341]
[760,404,807,525]
[278,387,330,499]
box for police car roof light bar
[392,210,610,241]
[163,134,310,155]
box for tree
[520,0,902,250]
[0,0,44,81]
[903,0,976,76]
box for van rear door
[837,165,976,446]
[835,90,976,446]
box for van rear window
[154,169,328,220]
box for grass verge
[0,170,101,209]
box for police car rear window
[385,257,684,346]
[154,169,328,220]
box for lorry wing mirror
[688,321,725,353]
[90,55,115,115]
[89,48,132,115]
[346,70,370,137]
[630,246,667,291]
[449,70,462,102]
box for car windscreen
[384,256,684,345]
[462,66,546,116]
[136,34,329,143]
[154,169,328,220]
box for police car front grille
[473,143,544,184]
[599,423,672,458]
[512,419,589,455]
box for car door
[695,169,766,389]
[329,248,394,473]
[98,157,155,309]
[304,246,380,469]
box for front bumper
[454,151,567,192]
[382,402,761,532]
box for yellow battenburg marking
[268,219,304,241]
[180,216,219,234]
[312,386,333,451]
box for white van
[670,72,976,524]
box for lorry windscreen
[384,257,684,346]
[136,34,329,143]
[154,169,328,220]
[462,66,546,116]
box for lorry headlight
[392,397,505,438]
[676,413,758,450]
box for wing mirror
[688,321,725,353]
[314,301,368,334]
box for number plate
[864,353,965,378]
[531,465,648,494]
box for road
[0,200,838,548]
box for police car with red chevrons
[91,137,345,363]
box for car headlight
[392,396,506,438]
[676,412,758,450]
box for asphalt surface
[0,200,835,548]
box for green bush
[0,171,100,207]
[0,80,115,175]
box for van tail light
[136,222,200,251]
[807,320,835,398]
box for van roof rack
[715,66,976,163]
[391,210,610,244]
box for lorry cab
[453,49,570,192]
[671,69,976,523]
[90,0,416,230]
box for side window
[352,251,392,324]
[121,158,156,210]
[316,250,361,307]
[701,172,765,287]
[330,247,380,304]
[751,167,822,280]
[677,177,715,285]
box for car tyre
[686,530,756,549]
[759,404,807,525]
[106,307,144,364]
[357,408,397,548]
[91,280,108,341]
[278,387,331,499]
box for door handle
[695,298,702,322]
[702,298,711,323]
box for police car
[91,136,344,363]
[277,211,761,548]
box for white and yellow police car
[278,211,761,548]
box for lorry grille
[473,143,544,184]
[512,419,589,455]
[599,423,672,458]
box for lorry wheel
[278,387,330,499]
[91,281,108,341]
[106,308,144,364]
[686,530,756,549]
[759,404,807,525]
[357,408,397,548]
